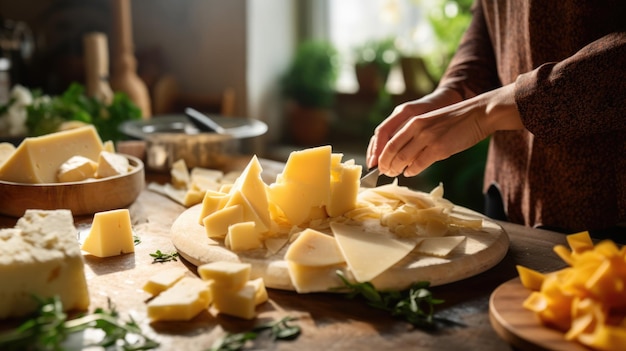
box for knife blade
[360,166,380,188]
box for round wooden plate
[0,155,145,217]
[489,277,590,351]
[171,204,510,292]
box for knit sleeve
[515,32,626,142]
[437,1,501,99]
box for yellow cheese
[81,209,135,257]
[56,155,98,182]
[147,277,212,321]
[267,146,332,225]
[211,281,258,320]
[183,188,206,207]
[198,190,229,225]
[0,210,90,318]
[327,159,362,217]
[0,125,104,183]
[171,159,190,189]
[248,278,269,305]
[287,261,346,293]
[190,167,224,189]
[203,204,244,239]
[197,261,251,290]
[226,156,271,230]
[284,228,345,266]
[142,267,187,296]
[330,221,418,282]
[226,221,263,251]
[0,142,16,167]
[224,190,269,233]
[103,140,115,153]
[415,236,466,257]
[95,151,129,178]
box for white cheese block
[81,209,135,257]
[57,155,98,182]
[0,125,104,183]
[284,228,345,266]
[147,277,212,321]
[0,209,90,318]
[95,151,129,178]
[330,221,418,282]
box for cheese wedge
[0,125,104,183]
[330,221,418,282]
[287,262,346,293]
[81,209,135,257]
[285,228,345,266]
[0,142,16,167]
[95,151,129,178]
[147,277,212,321]
[57,155,98,182]
[226,156,271,230]
[0,210,90,318]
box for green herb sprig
[334,270,455,330]
[0,295,159,351]
[149,250,179,264]
[208,316,301,351]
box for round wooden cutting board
[489,278,590,351]
[172,203,509,293]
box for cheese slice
[142,267,187,296]
[0,125,104,183]
[330,221,418,282]
[147,277,212,321]
[0,210,90,318]
[81,209,135,257]
[95,151,129,178]
[285,228,345,266]
[416,236,466,257]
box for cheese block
[211,280,260,320]
[0,125,104,183]
[226,221,263,252]
[224,156,271,231]
[327,158,362,217]
[287,261,346,293]
[330,221,418,282]
[284,228,345,266]
[147,277,212,321]
[203,204,244,239]
[198,190,229,225]
[248,278,269,305]
[95,151,130,178]
[197,261,251,290]
[57,155,98,182]
[0,210,90,318]
[142,267,188,296]
[81,209,135,257]
[0,142,16,167]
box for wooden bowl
[0,155,145,217]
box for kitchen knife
[360,166,380,188]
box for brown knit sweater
[438,0,626,232]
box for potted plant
[281,40,339,146]
[353,37,398,94]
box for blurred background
[0,0,488,212]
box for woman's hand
[367,83,523,177]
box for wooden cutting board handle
[83,32,114,105]
[110,0,152,118]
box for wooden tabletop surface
[0,157,572,351]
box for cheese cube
[57,155,98,182]
[147,277,212,321]
[211,281,257,320]
[0,125,104,183]
[284,228,345,266]
[203,204,244,239]
[0,210,90,318]
[95,151,129,178]
[81,209,135,257]
[142,267,187,296]
[199,190,229,225]
[226,221,263,252]
[197,261,251,290]
[248,278,269,305]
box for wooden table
[0,157,571,351]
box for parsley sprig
[0,295,159,351]
[149,250,179,264]
[335,270,456,330]
[208,316,301,351]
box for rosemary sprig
[149,249,179,263]
[208,316,301,351]
[334,270,454,330]
[0,295,159,351]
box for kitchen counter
[0,156,571,351]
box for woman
[366,1,626,240]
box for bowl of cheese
[0,125,145,217]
